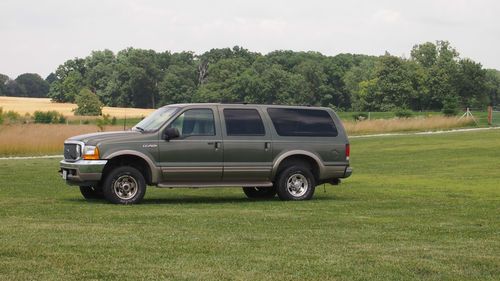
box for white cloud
[372,9,402,24]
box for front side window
[223,109,265,136]
[168,109,215,137]
[267,108,338,137]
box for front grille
[64,143,81,160]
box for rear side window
[267,108,338,137]
[223,109,265,136]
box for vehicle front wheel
[79,185,103,200]
[242,186,277,199]
[276,165,316,201]
[102,166,146,204]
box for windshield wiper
[134,127,145,132]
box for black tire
[242,186,277,199]
[79,185,104,199]
[102,166,146,204]
[276,164,316,201]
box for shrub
[5,110,21,121]
[1,109,30,124]
[111,116,117,125]
[74,88,103,116]
[352,113,369,121]
[58,115,67,124]
[96,114,113,131]
[442,96,459,116]
[34,111,65,124]
[394,108,413,118]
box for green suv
[59,104,352,204]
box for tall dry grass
[0,124,123,156]
[343,116,475,135]
[0,116,476,156]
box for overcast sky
[1,0,499,78]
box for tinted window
[169,109,215,136]
[224,109,265,136]
[267,108,338,137]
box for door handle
[265,142,271,151]
[208,142,221,149]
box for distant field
[0,130,498,280]
[0,96,154,118]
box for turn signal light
[83,146,100,160]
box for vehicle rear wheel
[79,185,103,199]
[102,166,146,204]
[276,164,316,201]
[242,186,277,199]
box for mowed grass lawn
[0,130,499,280]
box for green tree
[485,69,500,106]
[343,58,377,111]
[4,80,23,97]
[15,73,49,98]
[74,88,103,116]
[194,57,250,102]
[85,50,116,96]
[158,64,197,105]
[39,42,496,111]
[113,48,162,108]
[48,58,87,102]
[456,59,487,108]
[373,55,415,110]
[0,74,9,96]
[411,42,438,68]
[45,73,57,85]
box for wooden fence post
[487,106,492,125]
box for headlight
[83,145,100,160]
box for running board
[157,181,273,188]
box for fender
[271,150,325,179]
[104,150,161,183]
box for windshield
[132,107,179,132]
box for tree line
[1,41,499,111]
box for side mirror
[164,127,180,141]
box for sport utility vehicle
[59,104,352,204]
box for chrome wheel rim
[286,173,309,197]
[113,175,138,200]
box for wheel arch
[103,150,159,184]
[271,151,324,181]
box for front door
[218,106,273,181]
[159,107,223,182]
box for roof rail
[220,101,249,105]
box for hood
[67,130,144,146]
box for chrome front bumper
[59,159,107,185]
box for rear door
[218,106,273,181]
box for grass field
[0,130,498,280]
